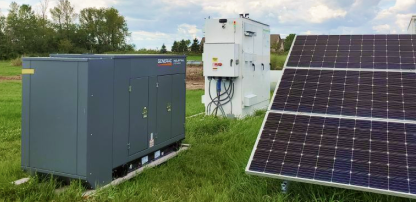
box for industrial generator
[21,55,186,188]
[202,14,271,118]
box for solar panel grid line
[268,110,416,125]
[248,34,416,199]
[293,69,332,177]
[249,113,416,193]
[272,67,321,175]
[247,113,416,193]
[285,66,416,73]
[314,69,345,180]
[272,68,416,121]
[285,35,416,70]
[399,72,412,191]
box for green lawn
[270,53,288,70]
[0,60,21,76]
[186,90,204,116]
[187,55,202,61]
[0,61,409,201]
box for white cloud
[372,24,391,33]
[1,0,416,49]
[177,24,202,40]
[308,5,347,23]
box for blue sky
[0,0,415,50]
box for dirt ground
[0,75,21,81]
[186,65,204,90]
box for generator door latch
[142,107,148,118]
[167,103,172,112]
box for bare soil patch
[186,65,204,90]
[0,75,21,81]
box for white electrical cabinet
[202,16,271,118]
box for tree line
[159,38,202,54]
[0,0,134,60]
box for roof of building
[270,34,282,43]
[408,15,416,30]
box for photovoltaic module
[246,35,416,199]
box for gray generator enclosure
[21,55,186,188]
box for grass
[0,62,413,201]
[186,90,204,116]
[270,53,288,70]
[187,55,202,61]
[0,60,21,76]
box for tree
[178,39,188,53]
[0,9,9,59]
[6,3,39,56]
[284,34,296,52]
[39,0,49,20]
[50,0,77,39]
[184,39,191,47]
[79,7,130,53]
[190,38,199,53]
[171,41,179,52]
[160,43,167,53]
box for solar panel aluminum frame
[246,34,416,199]
[245,111,416,199]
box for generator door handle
[252,63,255,71]
[142,107,148,118]
[261,63,264,70]
[230,59,233,67]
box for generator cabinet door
[129,77,149,155]
[156,75,172,144]
[171,74,186,138]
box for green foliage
[190,38,200,53]
[58,39,73,53]
[171,41,179,52]
[178,39,188,53]
[10,57,22,66]
[0,1,133,59]
[79,7,131,53]
[160,43,167,54]
[270,52,288,70]
[284,34,296,52]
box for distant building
[408,15,416,34]
[270,34,284,52]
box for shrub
[10,57,22,66]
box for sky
[0,0,415,50]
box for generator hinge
[129,85,132,92]
[127,143,130,150]
[156,83,159,88]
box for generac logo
[158,59,173,66]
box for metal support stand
[281,181,289,193]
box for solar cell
[248,112,416,197]
[286,35,416,70]
[247,34,416,199]
[271,68,416,120]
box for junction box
[202,15,271,118]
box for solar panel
[246,35,416,199]
[272,69,416,120]
[286,35,416,70]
